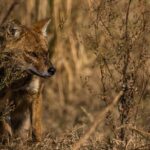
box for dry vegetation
[0,0,150,149]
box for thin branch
[125,0,132,41]
[122,0,132,82]
[72,91,123,150]
[0,0,19,25]
[117,125,150,140]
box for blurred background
[0,0,150,149]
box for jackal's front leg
[0,120,12,144]
[31,93,42,142]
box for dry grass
[0,0,150,149]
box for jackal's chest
[26,77,41,94]
[9,76,41,94]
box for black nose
[48,67,56,75]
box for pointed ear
[32,19,51,36]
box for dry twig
[0,0,19,25]
[72,91,123,150]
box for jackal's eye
[31,52,38,58]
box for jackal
[0,19,56,142]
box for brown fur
[0,19,55,142]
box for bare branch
[72,91,123,150]
[0,0,19,25]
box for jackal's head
[0,19,56,78]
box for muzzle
[27,66,56,78]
